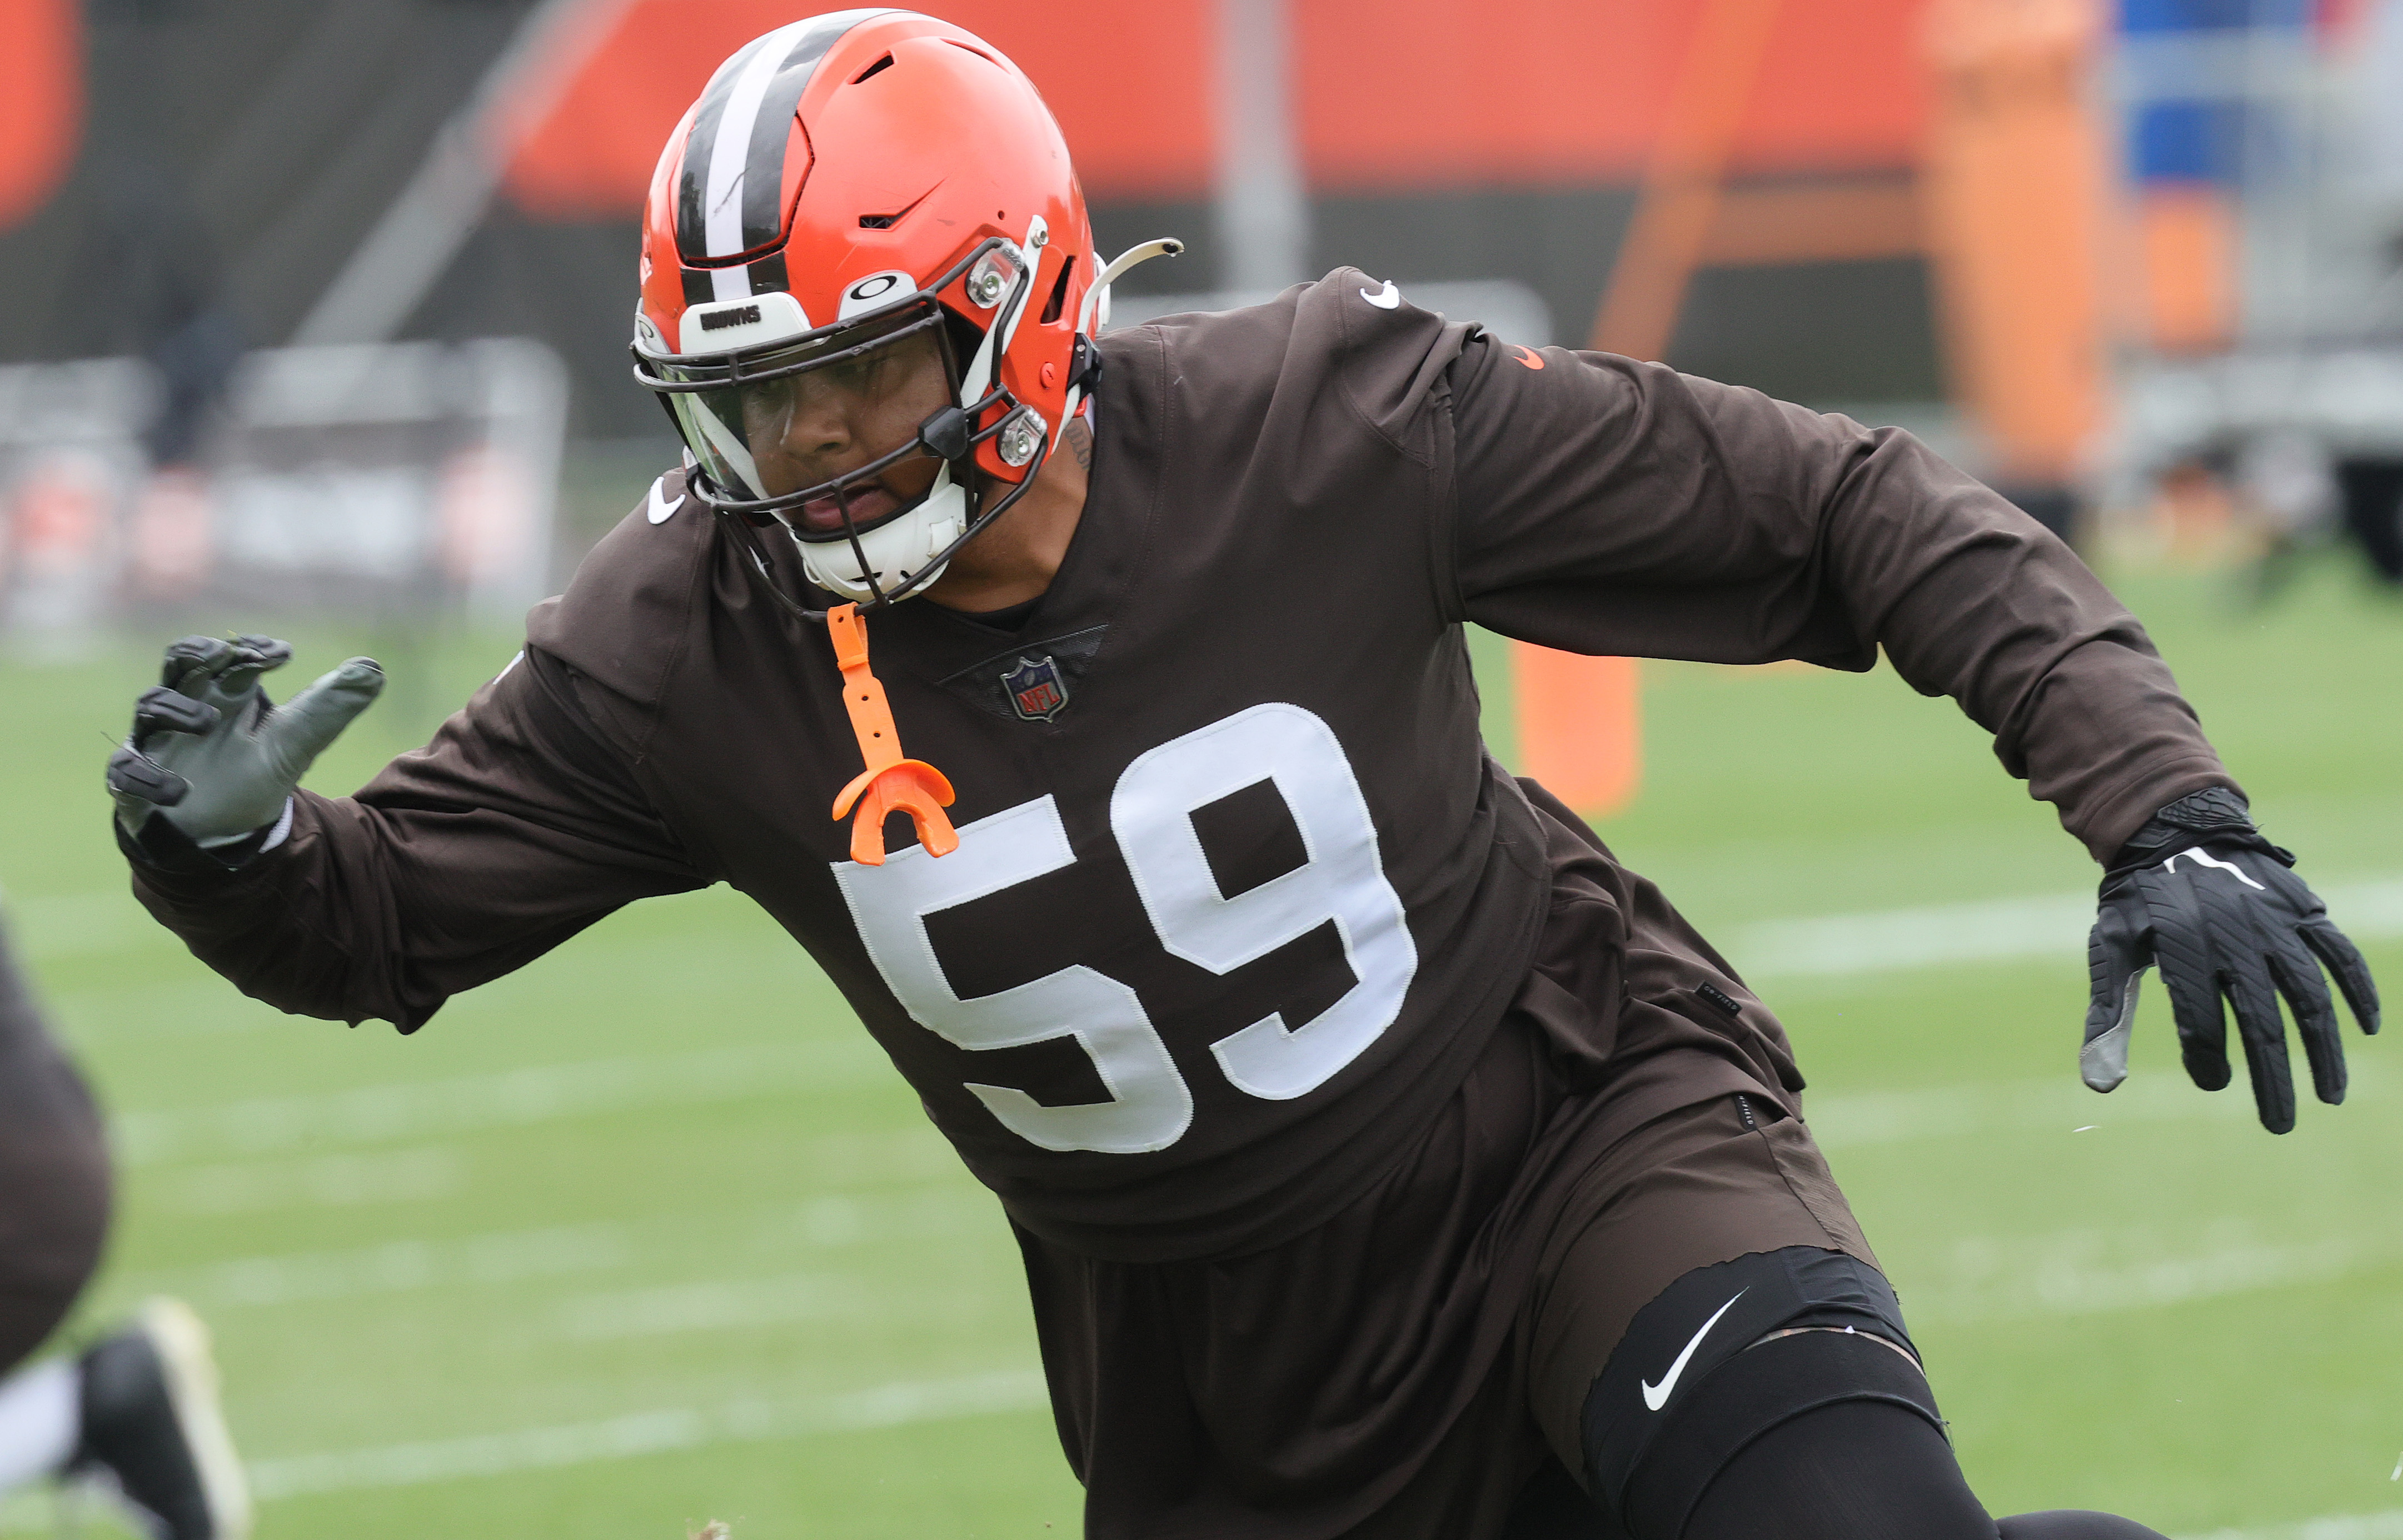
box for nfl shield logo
[1002,654,1069,721]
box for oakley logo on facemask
[700,303,764,331]
[839,269,918,320]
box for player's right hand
[106,635,383,848]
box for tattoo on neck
[1065,417,1093,471]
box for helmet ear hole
[1039,255,1076,326]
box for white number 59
[832,703,1417,1153]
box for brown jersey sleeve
[1442,332,2233,863]
[126,645,710,1031]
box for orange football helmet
[631,9,1178,609]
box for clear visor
[651,302,955,510]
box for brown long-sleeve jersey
[127,270,2233,1263]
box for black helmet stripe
[733,13,881,255]
[675,9,896,269]
[747,249,789,296]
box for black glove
[106,635,382,868]
[2083,786,2379,1133]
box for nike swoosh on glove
[106,635,382,868]
[2083,786,2380,1133]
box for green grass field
[2,554,2397,1538]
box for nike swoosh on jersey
[1508,345,1544,371]
[1360,280,1400,310]
[2162,846,2266,890]
[647,476,683,525]
[1641,1289,1747,1412]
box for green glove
[106,635,383,849]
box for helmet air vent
[1039,255,1076,325]
[850,52,894,84]
[857,187,935,232]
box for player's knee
[1578,1246,1956,1538]
[1679,1398,1991,1538]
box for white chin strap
[795,469,969,604]
[1077,238,1186,336]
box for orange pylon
[1920,0,2110,484]
[1512,647,1642,818]
[1510,0,1787,821]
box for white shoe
[71,1298,251,1540]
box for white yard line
[242,1370,1048,1500]
[1907,1233,2395,1323]
[106,1182,991,1310]
[124,1222,635,1309]
[551,1268,860,1340]
[0,1372,1047,1523]
[1803,1070,2261,1150]
[2181,1512,2403,1540]
[1734,876,2403,980]
[109,1040,884,1166]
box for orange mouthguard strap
[826,603,958,865]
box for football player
[104,13,2377,1538]
[0,915,249,1539]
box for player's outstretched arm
[1446,338,2227,865]
[107,635,709,1030]
[107,634,383,862]
[2083,787,2378,1133]
[1439,335,2377,1128]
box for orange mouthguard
[826,603,958,865]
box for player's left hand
[2082,787,2379,1133]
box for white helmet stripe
[675,31,779,257]
[681,10,898,263]
[703,21,813,259]
[734,12,892,248]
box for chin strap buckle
[826,604,958,866]
[1066,333,1102,395]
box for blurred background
[1,1,2400,1537]
[12,0,2403,625]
